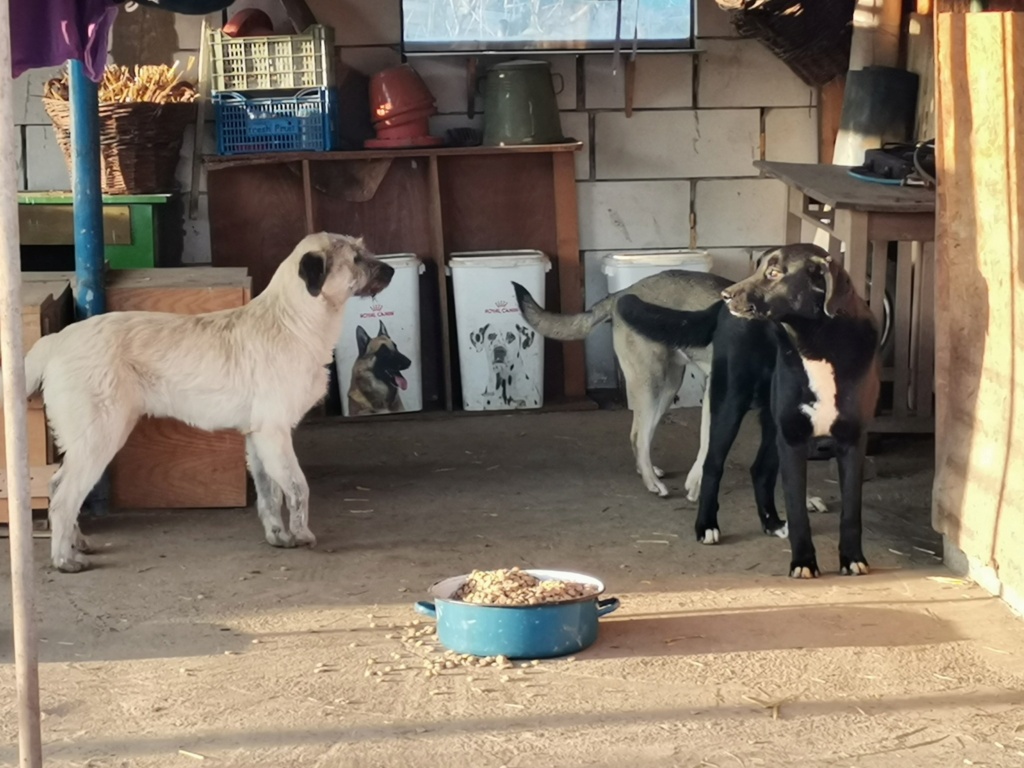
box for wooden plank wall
[933,9,1024,601]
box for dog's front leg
[750,407,786,538]
[836,434,869,576]
[685,381,712,501]
[246,435,293,548]
[250,430,316,548]
[778,436,818,578]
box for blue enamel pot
[414,569,620,659]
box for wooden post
[933,8,1024,609]
[0,0,43,764]
[849,0,902,71]
[818,76,845,163]
[551,152,585,399]
[427,156,454,411]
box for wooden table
[755,161,936,433]
[205,143,586,413]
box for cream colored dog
[5,232,393,573]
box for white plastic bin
[602,250,713,409]
[335,254,425,417]
[449,250,552,411]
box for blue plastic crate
[213,88,338,155]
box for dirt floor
[2,407,1024,768]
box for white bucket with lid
[449,250,551,411]
[335,253,425,416]
[602,249,713,409]
[602,250,713,293]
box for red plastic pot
[365,135,444,149]
[374,104,436,130]
[375,117,432,141]
[370,64,436,123]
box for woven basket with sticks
[42,63,198,195]
[726,0,856,87]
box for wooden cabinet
[106,268,252,509]
[205,144,587,413]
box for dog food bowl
[414,569,620,659]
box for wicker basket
[730,0,856,87]
[43,98,196,195]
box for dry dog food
[452,567,598,606]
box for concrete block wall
[14,0,819,388]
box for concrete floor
[2,408,1024,768]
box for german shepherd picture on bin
[347,321,412,416]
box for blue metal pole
[69,59,109,517]
[69,59,105,318]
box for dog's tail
[616,294,723,349]
[0,333,56,408]
[512,281,614,341]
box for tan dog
[3,232,393,572]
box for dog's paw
[697,527,720,545]
[789,559,820,579]
[637,465,667,481]
[840,558,870,576]
[266,529,298,548]
[54,555,89,573]
[684,467,702,502]
[293,527,317,548]
[641,475,669,497]
[806,496,829,513]
[764,521,788,539]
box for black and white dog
[618,243,881,578]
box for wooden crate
[0,279,72,467]
[0,464,58,524]
[107,267,252,509]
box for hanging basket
[728,0,856,87]
[42,98,196,195]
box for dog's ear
[356,325,371,356]
[378,320,388,338]
[753,248,777,274]
[517,323,535,349]
[816,256,852,318]
[298,251,328,297]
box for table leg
[915,241,936,418]
[892,242,914,418]
[868,240,887,333]
[786,186,803,243]
[835,209,869,300]
[827,235,842,260]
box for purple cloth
[10,0,119,81]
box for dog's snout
[494,347,507,363]
[360,261,395,297]
[721,289,733,303]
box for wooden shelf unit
[204,143,588,414]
